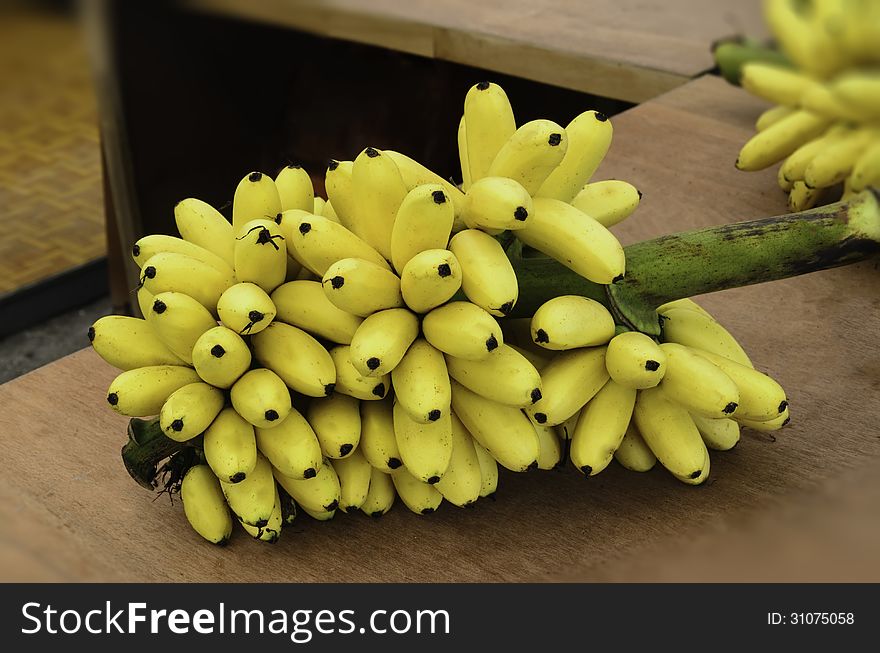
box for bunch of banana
[729,0,880,209]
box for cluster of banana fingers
[735,0,880,209]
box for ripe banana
[448,229,518,316]
[391,467,443,515]
[755,105,795,132]
[140,251,233,313]
[422,301,502,361]
[690,413,740,451]
[191,326,251,389]
[203,407,258,484]
[359,398,402,473]
[399,248,462,314]
[393,402,453,484]
[349,308,419,376]
[530,295,616,350]
[461,176,533,232]
[738,406,791,432]
[221,452,277,526]
[145,291,217,364]
[273,457,341,514]
[450,380,539,472]
[472,438,499,498]
[804,127,879,189]
[350,147,408,259]
[658,343,740,418]
[230,368,292,429]
[255,408,324,479]
[271,279,362,344]
[217,282,277,336]
[633,386,707,481]
[136,286,154,320]
[232,171,281,232]
[391,338,451,423]
[570,180,641,228]
[322,257,404,317]
[275,164,314,212]
[89,315,183,369]
[736,110,832,171]
[519,197,626,284]
[390,183,455,273]
[525,346,609,426]
[463,81,516,184]
[360,466,396,517]
[487,119,568,194]
[324,160,357,231]
[740,62,822,106]
[331,448,372,512]
[251,321,336,397]
[181,464,232,545]
[659,307,753,368]
[789,180,821,211]
[382,150,467,227]
[691,349,788,422]
[533,422,563,470]
[570,379,637,476]
[234,219,287,293]
[106,365,200,417]
[434,414,482,507]
[673,445,711,486]
[537,110,612,202]
[284,212,390,276]
[132,234,234,280]
[850,140,880,192]
[829,71,880,122]
[238,485,282,543]
[613,423,656,472]
[174,198,235,267]
[457,116,472,190]
[307,392,362,459]
[328,345,391,401]
[605,331,667,389]
[160,382,225,442]
[446,344,542,408]
[300,505,337,521]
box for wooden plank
[2,76,878,582]
[185,0,768,102]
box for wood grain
[185,0,768,102]
[1,76,878,582]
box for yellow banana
[204,407,258,484]
[221,452,277,526]
[174,198,234,267]
[232,171,281,232]
[755,105,795,131]
[658,343,740,418]
[328,345,391,401]
[804,127,879,189]
[570,379,637,476]
[159,381,225,442]
[313,196,327,219]
[390,183,455,273]
[659,306,753,368]
[181,464,233,545]
[275,164,314,212]
[88,315,183,370]
[525,346,609,426]
[391,467,443,515]
[393,402,453,484]
[633,386,707,481]
[457,116,472,190]
[736,110,832,171]
[448,229,518,316]
[613,422,656,472]
[132,234,234,279]
[284,212,390,276]
[136,286,153,320]
[350,147,408,259]
[537,110,613,202]
[300,505,337,521]
[255,408,323,479]
[850,140,880,192]
[434,414,483,507]
[740,62,822,106]
[487,119,568,194]
[463,81,516,183]
[191,326,251,389]
[106,365,200,417]
[217,282,277,336]
[461,176,533,232]
[234,219,287,293]
[472,438,499,498]
[422,301,502,361]
[399,248,462,314]
[359,398,403,473]
[322,257,404,317]
[829,70,880,122]
[530,295,616,350]
[238,485,282,543]
[251,321,336,397]
[738,406,791,432]
[360,466,397,517]
[349,308,420,376]
[230,368,292,429]
[324,160,357,232]
[330,447,372,512]
[673,445,711,486]
[691,349,788,422]
[604,331,667,389]
[690,413,740,451]
[145,291,217,364]
[391,338,451,423]
[307,392,362,459]
[534,422,563,470]
[788,180,821,211]
[446,344,542,407]
[383,149,467,231]
[140,252,233,313]
[570,180,641,228]
[779,123,847,183]
[271,279,362,344]
[273,457,341,514]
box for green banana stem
[712,37,792,85]
[512,190,880,335]
[122,417,187,490]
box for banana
[232,171,281,232]
[755,105,795,131]
[360,466,396,517]
[736,110,832,171]
[391,467,443,515]
[275,164,314,212]
[221,452,277,526]
[238,485,282,543]
[655,297,712,317]
[399,248,462,314]
[284,212,390,276]
[174,198,235,267]
[605,331,667,389]
[779,124,845,183]
[349,308,419,376]
[140,252,233,313]
[518,198,625,284]
[251,321,336,397]
[273,457,341,514]
[658,343,740,418]
[505,342,555,372]
[88,315,183,369]
[850,140,880,192]
[570,379,637,476]
[463,81,516,183]
[322,257,404,317]
[740,62,822,106]
[191,326,251,389]
[217,282,277,336]
[132,234,234,279]
[613,422,656,472]
[448,229,518,316]
[487,119,568,194]
[271,280,362,344]
[106,365,200,417]
[300,505,337,521]
[570,180,641,228]
[180,464,233,545]
[324,160,358,231]
[331,447,372,512]
[673,445,711,486]
[690,413,740,451]
[204,407,258,484]
[457,116,472,190]
[829,70,880,122]
[788,180,821,211]
[230,368,292,428]
[537,110,613,202]
[359,398,403,473]
[383,150,467,230]
[136,286,154,320]
[659,307,753,368]
[234,218,287,293]
[145,292,217,364]
[738,406,791,432]
[390,184,455,273]
[446,344,542,407]
[278,487,297,525]
[307,392,362,459]
[255,408,323,479]
[313,196,327,218]
[804,127,879,189]
[799,83,863,122]
[534,422,563,470]
[350,147,408,259]
[690,349,788,422]
[472,438,499,498]
[434,414,483,506]
[391,338,451,423]
[393,402,453,484]
[525,346,609,426]
[556,411,580,440]
[159,382,225,442]
[530,295,616,350]
[450,380,539,472]
[328,345,391,401]
[633,386,707,481]
[461,176,533,232]
[422,301,502,361]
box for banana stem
[122,417,186,490]
[512,190,880,335]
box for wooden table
[3,75,878,582]
[187,0,767,103]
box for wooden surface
[2,75,879,582]
[186,0,767,103]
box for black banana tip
[327,159,339,171]
[265,409,280,422]
[534,329,549,344]
[299,222,312,235]
[325,499,339,512]
[372,383,386,398]
[427,475,441,485]
[580,465,593,476]
[778,400,789,413]
[339,443,354,457]
[388,457,402,469]
[427,409,442,422]
[170,419,184,432]
[485,334,499,352]
[366,357,381,371]
[476,81,490,90]
[248,310,264,323]
[432,190,447,204]
[230,472,246,483]
[303,467,317,479]
[514,206,528,221]
[87,326,95,342]
[248,171,263,182]
[723,402,738,415]
[365,147,380,158]
[437,263,452,278]
[152,299,166,314]
[499,300,515,316]
[107,392,118,405]
[324,383,336,396]
[211,344,226,358]
[548,133,562,146]
[689,469,702,479]
[645,359,660,371]
[533,412,547,424]
[530,388,542,404]
[421,507,435,515]
[595,111,608,122]
[131,244,140,257]
[329,276,345,289]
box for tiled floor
[0,8,104,296]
